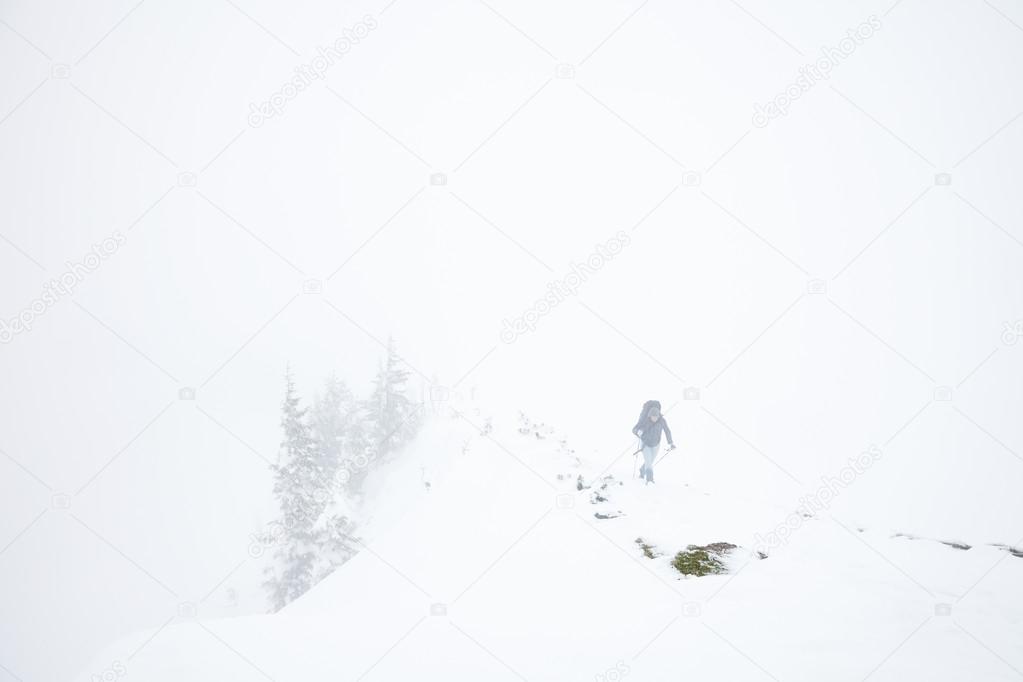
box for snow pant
[639,443,658,482]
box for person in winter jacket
[632,400,674,484]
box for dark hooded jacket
[632,400,673,447]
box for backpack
[636,399,661,425]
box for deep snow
[3,0,1023,679]
[75,398,1023,681]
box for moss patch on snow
[671,542,737,577]
[635,537,661,559]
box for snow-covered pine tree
[363,337,421,461]
[309,374,350,484]
[335,376,371,491]
[263,344,422,609]
[263,368,330,611]
[311,512,359,584]
[307,375,361,581]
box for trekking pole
[653,444,677,467]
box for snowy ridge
[76,400,1023,681]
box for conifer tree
[363,337,420,459]
[263,368,326,611]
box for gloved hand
[667,443,676,451]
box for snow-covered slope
[75,401,1023,681]
[5,2,1023,677]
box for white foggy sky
[1,0,1023,679]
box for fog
[1,0,1022,679]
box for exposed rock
[991,543,1023,559]
[939,540,971,551]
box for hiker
[632,400,675,484]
